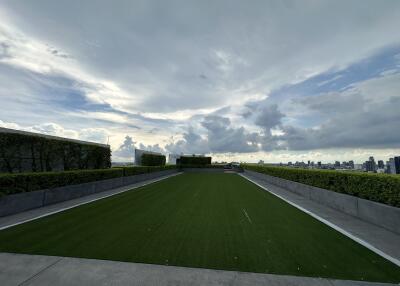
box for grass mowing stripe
[0,173,399,283]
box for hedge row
[177,164,224,169]
[0,165,177,197]
[242,164,400,207]
[141,153,166,166]
[121,165,176,176]
[177,156,211,165]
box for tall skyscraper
[377,160,384,169]
[388,158,396,174]
[394,157,400,174]
[365,161,374,172]
[366,156,376,172]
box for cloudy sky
[1,0,400,163]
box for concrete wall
[0,169,178,217]
[244,169,400,234]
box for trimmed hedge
[0,165,177,197]
[121,165,176,176]
[177,164,224,169]
[141,153,166,166]
[242,164,400,207]
[177,156,211,165]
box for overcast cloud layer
[0,0,400,163]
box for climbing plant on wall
[0,132,111,173]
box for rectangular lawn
[0,173,399,283]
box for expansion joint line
[18,257,63,286]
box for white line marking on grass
[0,172,183,231]
[238,173,400,268]
[242,208,252,224]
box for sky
[0,0,400,163]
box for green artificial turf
[0,173,399,283]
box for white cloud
[1,1,400,163]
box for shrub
[0,168,123,197]
[141,153,166,166]
[0,165,177,197]
[177,156,211,165]
[242,164,400,207]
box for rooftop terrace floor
[0,173,399,284]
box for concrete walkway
[0,253,396,286]
[240,172,400,263]
[0,172,182,230]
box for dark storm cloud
[254,104,284,134]
[201,115,260,153]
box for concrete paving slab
[330,280,395,286]
[0,253,396,286]
[0,253,61,286]
[230,271,332,286]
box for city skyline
[262,155,400,174]
[1,1,400,163]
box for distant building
[370,156,376,171]
[365,161,375,172]
[377,160,384,169]
[394,157,400,174]
[386,160,392,174]
[354,164,363,170]
[334,161,340,168]
[134,149,163,165]
[387,158,397,174]
[317,161,322,168]
[168,154,181,165]
[349,160,355,169]
[365,156,376,172]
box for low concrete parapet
[0,190,45,216]
[0,169,178,217]
[357,198,400,234]
[244,169,400,234]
